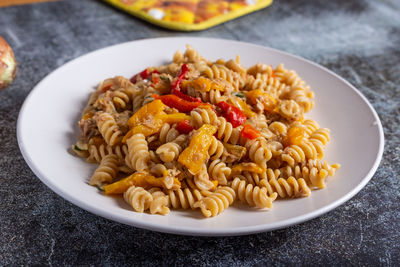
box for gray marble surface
[0,0,399,265]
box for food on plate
[72,45,340,217]
[0,36,17,89]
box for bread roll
[0,36,17,89]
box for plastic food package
[104,0,273,31]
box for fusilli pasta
[126,134,150,171]
[194,186,236,217]
[89,154,119,186]
[72,45,340,218]
[231,178,277,209]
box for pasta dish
[72,45,340,217]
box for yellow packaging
[104,0,273,31]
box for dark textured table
[1,0,399,265]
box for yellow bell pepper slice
[82,112,94,120]
[123,113,189,142]
[223,143,247,160]
[123,116,164,142]
[228,97,256,118]
[127,99,165,127]
[178,124,217,175]
[245,89,277,113]
[144,175,181,189]
[156,113,191,124]
[231,163,264,175]
[104,172,180,195]
[89,136,106,146]
[245,89,263,101]
[282,126,306,147]
[104,172,150,195]
[182,77,226,92]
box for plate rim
[17,37,384,236]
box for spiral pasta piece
[112,76,133,89]
[274,63,286,82]
[303,159,340,177]
[302,119,320,136]
[96,113,122,146]
[191,89,225,105]
[202,64,242,91]
[181,176,197,189]
[244,73,285,96]
[278,100,302,120]
[308,139,325,160]
[173,50,185,63]
[149,162,167,177]
[149,150,161,163]
[87,143,128,163]
[266,140,284,157]
[208,136,224,160]
[266,76,287,96]
[245,138,272,169]
[215,117,242,144]
[89,154,119,186]
[283,70,307,88]
[269,121,288,136]
[240,168,281,186]
[184,45,205,63]
[248,114,274,140]
[190,107,218,128]
[194,164,215,191]
[230,178,277,209]
[259,176,311,198]
[72,141,89,158]
[142,90,158,106]
[194,186,236,217]
[167,188,205,210]
[156,142,182,163]
[309,128,330,145]
[225,59,246,77]
[113,88,132,110]
[298,139,318,160]
[301,167,329,189]
[126,134,150,172]
[288,86,314,112]
[190,107,242,144]
[123,186,153,213]
[244,74,268,91]
[247,63,274,77]
[149,190,170,215]
[208,159,231,186]
[280,163,338,189]
[158,123,180,144]
[132,89,144,113]
[282,145,306,166]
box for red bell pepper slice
[101,84,112,93]
[152,75,160,85]
[216,101,246,128]
[270,66,276,79]
[241,124,260,140]
[171,88,202,103]
[159,94,202,113]
[130,69,160,83]
[176,119,194,134]
[171,64,189,90]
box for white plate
[17,37,384,236]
